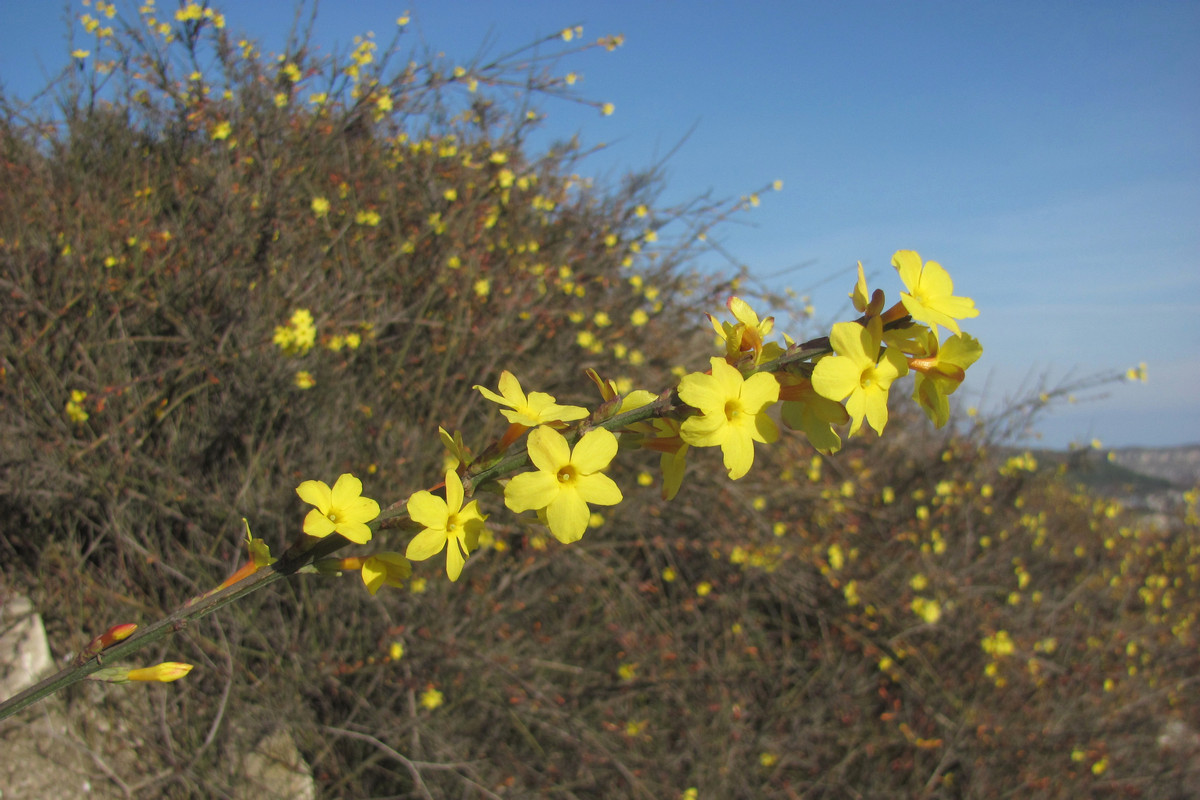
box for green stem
[0,531,349,722]
[0,331,838,721]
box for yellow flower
[175,3,203,22]
[474,370,588,427]
[892,250,978,337]
[211,121,232,141]
[294,370,315,389]
[65,390,89,424]
[127,662,193,682]
[405,470,488,581]
[910,331,983,427]
[678,357,779,480]
[311,196,330,216]
[709,296,785,366]
[419,687,444,710]
[778,376,849,455]
[361,552,412,594]
[295,474,380,544]
[504,426,622,543]
[811,317,907,436]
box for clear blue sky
[3,1,1197,449]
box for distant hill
[1011,444,1199,519]
[1106,444,1200,487]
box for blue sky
[3,1,1197,448]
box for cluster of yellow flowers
[283,251,982,604]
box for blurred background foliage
[1,4,1197,797]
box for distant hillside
[1019,443,1200,520]
[1106,444,1200,487]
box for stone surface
[234,727,318,800]
[0,594,54,701]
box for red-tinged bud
[77,622,140,664]
[880,300,910,324]
[106,623,138,644]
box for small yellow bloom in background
[981,630,1015,657]
[679,356,779,480]
[295,473,380,545]
[127,662,194,682]
[419,687,444,710]
[504,426,623,543]
[293,370,315,389]
[474,370,588,427]
[361,552,412,594]
[911,596,941,624]
[772,179,783,191]
[354,209,381,226]
[405,469,488,581]
[601,102,615,116]
[65,390,89,424]
[375,93,393,113]
[661,566,677,582]
[696,582,713,597]
[310,196,330,217]
[630,309,649,326]
[396,12,410,26]
[759,752,779,767]
[617,662,637,681]
[175,3,203,22]
[1125,361,1148,382]
[473,278,490,298]
[308,92,328,105]
[72,49,90,59]
[273,92,289,108]
[211,121,232,141]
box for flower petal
[296,480,332,512]
[303,508,336,537]
[335,520,373,545]
[722,432,755,480]
[740,372,780,413]
[571,428,617,474]
[407,490,449,529]
[504,470,559,512]
[526,426,571,473]
[545,489,590,543]
[406,526,449,561]
[574,471,623,506]
[444,470,464,512]
[330,473,364,507]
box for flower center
[860,366,878,389]
[327,511,339,523]
[724,399,744,422]
[557,465,577,484]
